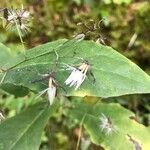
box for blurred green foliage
[0,0,150,149]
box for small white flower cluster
[1,8,30,33]
[64,62,90,90]
[99,113,117,135]
[40,62,90,105]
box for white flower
[96,37,106,45]
[21,10,30,18]
[7,10,17,22]
[20,23,30,33]
[38,77,57,105]
[8,9,30,20]
[64,62,90,90]
[73,33,85,42]
[0,112,5,122]
[65,68,86,90]
[4,8,31,33]
[99,113,117,135]
[47,77,57,105]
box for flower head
[47,77,57,105]
[37,76,57,105]
[64,62,90,90]
[73,33,85,42]
[7,10,17,22]
[21,10,30,19]
[1,8,31,33]
[99,113,117,135]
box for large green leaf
[0,101,57,150]
[0,39,67,96]
[0,39,150,97]
[68,98,150,150]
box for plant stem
[14,20,25,52]
[76,113,87,150]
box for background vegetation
[0,0,149,149]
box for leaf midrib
[5,61,149,86]
[8,108,46,150]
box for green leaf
[0,101,57,150]
[0,39,67,96]
[68,98,150,150]
[0,43,12,68]
[0,39,150,97]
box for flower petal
[47,86,56,105]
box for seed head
[99,113,117,135]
